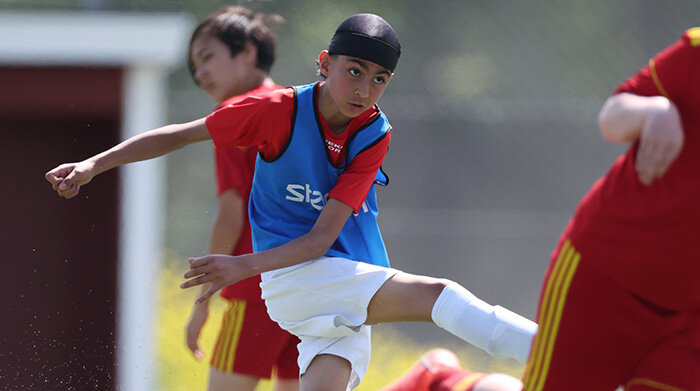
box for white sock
[431,282,537,363]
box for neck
[216,70,271,105]
[317,82,351,134]
[240,69,269,94]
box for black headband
[327,14,401,72]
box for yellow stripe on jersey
[522,240,581,391]
[212,300,246,373]
[522,240,572,389]
[648,59,670,99]
[687,27,700,47]
[625,377,685,391]
[537,250,579,389]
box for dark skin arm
[181,198,354,304]
[45,119,210,198]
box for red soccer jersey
[214,82,281,301]
[206,81,391,213]
[565,28,700,310]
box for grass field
[156,256,524,390]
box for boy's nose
[194,67,207,84]
[355,81,370,97]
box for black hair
[188,6,284,75]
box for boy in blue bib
[46,13,536,391]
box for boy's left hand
[181,254,255,304]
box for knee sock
[431,281,537,363]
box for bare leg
[300,354,352,391]
[366,272,449,324]
[208,368,259,391]
[366,272,536,363]
[208,362,300,391]
[473,374,522,391]
[275,378,300,391]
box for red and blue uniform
[248,83,391,267]
[523,29,700,391]
[206,80,391,378]
[208,82,300,380]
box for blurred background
[2,0,699,390]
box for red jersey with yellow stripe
[563,28,700,310]
[214,82,282,301]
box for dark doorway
[0,66,122,390]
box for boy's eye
[373,76,386,84]
[349,68,360,76]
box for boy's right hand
[45,161,96,199]
[182,254,256,304]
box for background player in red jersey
[184,6,299,391]
[385,27,700,391]
[523,27,700,391]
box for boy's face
[319,52,393,119]
[190,34,256,104]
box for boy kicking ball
[46,13,536,391]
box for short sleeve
[614,31,692,105]
[328,131,391,213]
[214,146,256,196]
[205,88,295,159]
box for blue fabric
[249,82,391,267]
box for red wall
[0,66,122,390]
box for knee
[301,376,348,391]
[300,354,351,391]
[429,278,452,298]
[409,276,451,303]
[434,277,452,288]
[391,272,451,301]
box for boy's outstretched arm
[598,92,683,185]
[181,198,353,304]
[45,118,210,198]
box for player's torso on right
[566,28,700,310]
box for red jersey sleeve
[206,88,294,160]
[214,145,257,197]
[328,131,391,213]
[614,30,695,106]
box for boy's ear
[242,41,258,65]
[318,50,332,78]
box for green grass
[156,255,523,390]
